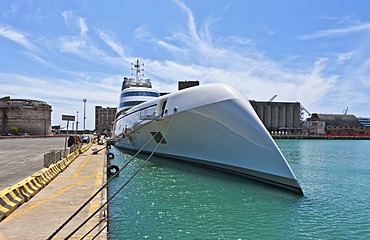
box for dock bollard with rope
[47,113,175,239]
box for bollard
[0,187,24,222]
[17,177,42,201]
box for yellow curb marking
[73,154,92,178]
[1,175,92,224]
[2,154,94,224]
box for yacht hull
[113,83,303,194]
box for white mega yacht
[112,60,303,194]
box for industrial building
[303,113,370,136]
[95,106,117,134]
[358,117,370,127]
[249,101,302,134]
[0,96,52,136]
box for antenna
[268,95,277,102]
[343,107,348,115]
[131,59,145,82]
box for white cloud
[61,11,89,37]
[61,10,73,25]
[2,0,370,125]
[260,24,276,35]
[337,51,353,64]
[0,72,121,129]
[2,4,19,17]
[298,22,370,40]
[226,36,253,45]
[78,17,88,36]
[134,26,185,55]
[98,30,126,58]
[174,0,201,44]
[59,36,87,54]
[126,1,342,115]
[0,24,36,50]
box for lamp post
[83,98,87,131]
[76,111,79,132]
[74,111,79,146]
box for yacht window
[120,101,146,108]
[120,91,160,98]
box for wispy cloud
[134,26,185,55]
[337,51,353,64]
[78,17,88,36]
[61,10,73,26]
[59,36,87,54]
[1,0,370,126]
[98,29,126,58]
[23,51,55,67]
[0,24,36,50]
[57,13,125,69]
[132,0,343,114]
[0,72,120,127]
[260,23,276,35]
[2,4,19,17]
[61,10,88,37]
[298,22,370,40]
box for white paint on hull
[113,83,302,194]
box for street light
[76,111,79,132]
[74,111,79,146]
[83,98,87,131]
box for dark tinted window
[121,91,160,98]
[120,101,146,108]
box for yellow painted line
[73,154,92,178]
[1,175,92,224]
[85,160,104,232]
[2,152,104,240]
[88,168,103,216]
[87,200,101,217]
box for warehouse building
[0,96,52,136]
[95,106,117,134]
[303,113,370,136]
[358,117,370,127]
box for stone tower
[0,96,52,136]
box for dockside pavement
[0,141,107,239]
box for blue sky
[1,0,370,130]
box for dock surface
[0,139,107,239]
[0,137,66,190]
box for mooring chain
[47,113,175,239]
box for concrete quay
[0,137,67,190]
[0,138,107,239]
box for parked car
[81,135,90,143]
[16,132,30,136]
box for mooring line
[47,113,175,239]
[64,113,175,239]
[80,216,107,240]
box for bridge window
[120,101,146,108]
[120,91,160,98]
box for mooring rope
[91,224,107,240]
[64,113,175,239]
[47,113,175,239]
[80,216,107,240]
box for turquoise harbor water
[107,140,370,239]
